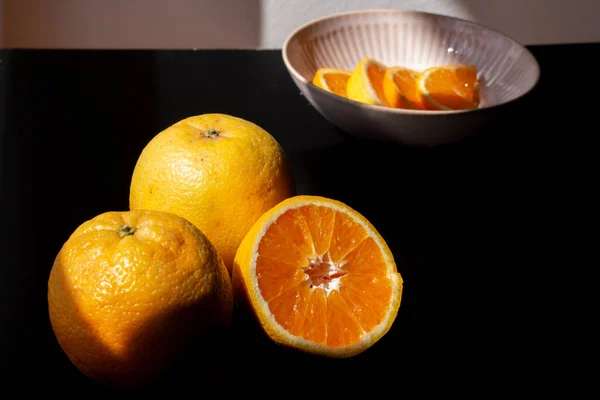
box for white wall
[2,0,599,49]
[262,0,600,47]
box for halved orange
[311,68,351,98]
[382,66,422,109]
[417,63,480,110]
[232,195,403,358]
[346,57,389,106]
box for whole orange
[129,114,296,273]
[47,210,233,388]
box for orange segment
[288,283,311,337]
[256,257,305,302]
[341,273,392,327]
[298,205,335,257]
[417,63,480,110]
[342,236,387,276]
[268,286,303,332]
[382,66,422,109]
[258,222,308,266]
[302,287,328,344]
[328,211,368,264]
[346,57,389,106]
[233,195,403,358]
[272,208,315,257]
[311,68,351,98]
[339,280,385,332]
[326,290,364,347]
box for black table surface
[0,44,592,396]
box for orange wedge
[346,57,389,106]
[417,63,480,110]
[382,66,422,109]
[312,68,351,98]
[232,195,403,358]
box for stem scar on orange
[233,195,403,358]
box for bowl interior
[284,10,540,109]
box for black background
[0,45,589,397]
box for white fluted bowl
[282,9,540,146]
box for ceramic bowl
[282,9,540,146]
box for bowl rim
[281,8,541,116]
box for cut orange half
[346,57,389,106]
[382,66,422,109]
[311,68,351,98]
[232,195,403,358]
[417,63,480,110]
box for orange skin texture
[129,114,297,273]
[47,210,233,388]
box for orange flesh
[367,63,388,106]
[256,205,392,348]
[421,65,479,110]
[391,68,421,109]
[323,72,349,97]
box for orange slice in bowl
[346,57,389,106]
[233,195,403,358]
[312,68,351,98]
[417,63,480,110]
[382,66,422,109]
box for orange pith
[255,204,393,348]
[418,64,480,110]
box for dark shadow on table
[0,50,161,390]
[0,42,574,394]
[285,112,546,391]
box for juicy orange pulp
[312,68,351,97]
[366,62,388,105]
[255,204,393,348]
[313,58,481,111]
[418,64,480,110]
[383,66,422,109]
[324,73,349,97]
